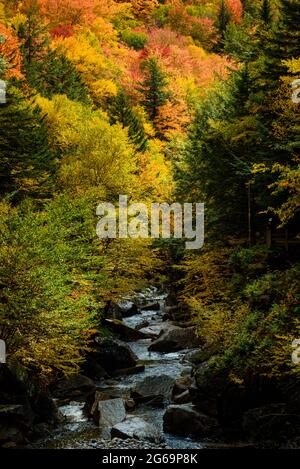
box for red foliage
[51,24,74,38]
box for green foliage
[120,29,148,50]
[27,49,90,104]
[139,57,171,126]
[109,91,148,152]
[0,86,55,201]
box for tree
[27,49,90,104]
[130,0,159,22]
[217,0,232,42]
[260,0,272,24]
[139,57,171,127]
[109,91,148,152]
[0,23,23,79]
[0,87,55,200]
[16,0,48,69]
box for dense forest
[0,0,299,450]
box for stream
[34,287,203,449]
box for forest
[0,0,299,451]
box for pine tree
[0,86,55,200]
[260,0,272,24]
[259,0,300,88]
[139,57,171,125]
[109,92,148,152]
[17,0,48,69]
[27,50,90,104]
[217,0,232,42]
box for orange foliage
[226,0,243,23]
[131,0,159,21]
[0,24,23,79]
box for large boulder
[0,366,60,446]
[163,404,218,437]
[242,404,300,442]
[88,337,138,375]
[111,416,163,444]
[103,319,150,342]
[104,300,138,320]
[98,398,126,428]
[0,403,34,446]
[148,327,201,353]
[85,391,117,421]
[131,375,175,403]
[53,374,96,401]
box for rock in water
[131,375,175,402]
[111,416,164,443]
[92,337,138,373]
[148,327,201,353]
[103,319,150,341]
[54,374,96,401]
[163,404,217,437]
[104,301,138,319]
[140,302,160,311]
[98,398,126,428]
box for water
[35,287,202,449]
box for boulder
[104,300,138,319]
[111,416,163,444]
[131,375,175,402]
[148,327,201,353]
[103,319,150,342]
[85,391,116,421]
[242,404,300,442]
[173,390,191,405]
[163,404,218,437]
[53,374,96,401]
[0,403,34,445]
[117,300,139,318]
[135,320,150,330]
[92,337,138,374]
[98,398,126,428]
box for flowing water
[35,288,203,449]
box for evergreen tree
[139,57,171,125]
[17,0,48,69]
[27,50,90,105]
[0,86,55,200]
[260,0,272,24]
[217,0,232,42]
[109,92,148,152]
[258,0,300,91]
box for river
[34,287,203,449]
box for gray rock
[148,327,201,353]
[103,319,150,342]
[111,416,164,443]
[131,375,175,402]
[163,404,218,437]
[93,337,138,373]
[141,302,160,311]
[98,398,126,428]
[54,374,96,401]
[135,320,150,330]
[104,300,138,319]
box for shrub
[121,30,148,50]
